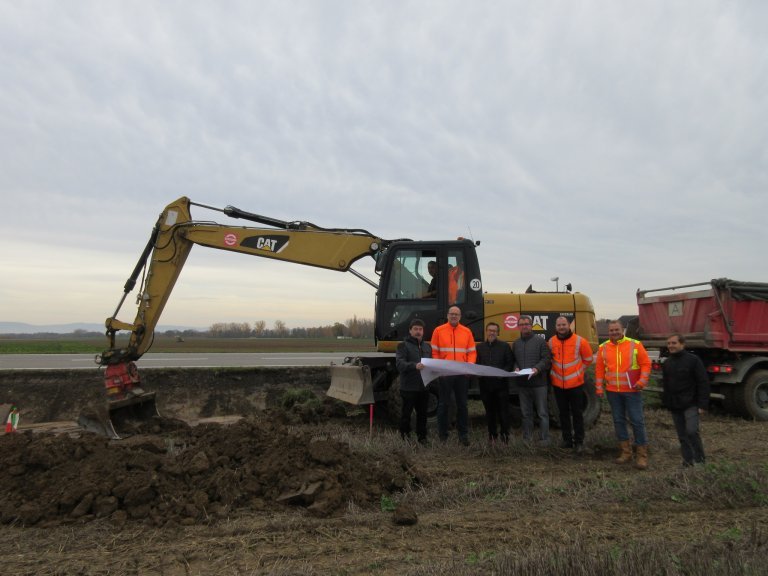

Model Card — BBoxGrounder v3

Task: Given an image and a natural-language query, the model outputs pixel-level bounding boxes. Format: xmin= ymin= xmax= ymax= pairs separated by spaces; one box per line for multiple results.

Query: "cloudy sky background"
xmin=1 ymin=1 xmax=766 ymax=331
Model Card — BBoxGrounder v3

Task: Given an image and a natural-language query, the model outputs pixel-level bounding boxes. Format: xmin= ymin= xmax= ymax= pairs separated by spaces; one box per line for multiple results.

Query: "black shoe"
xmin=460 ymin=437 xmax=470 ymax=447
xmin=559 ymin=440 xmax=574 ymax=449
xmin=418 ymin=437 xmax=427 ymax=445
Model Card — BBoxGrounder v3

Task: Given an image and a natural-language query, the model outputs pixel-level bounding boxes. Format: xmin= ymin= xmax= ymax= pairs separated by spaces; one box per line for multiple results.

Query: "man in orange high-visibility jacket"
xmin=431 ymin=305 xmax=476 ymax=445
xmin=548 ymin=316 xmax=594 ymax=453
xmin=595 ymin=320 xmax=652 ymax=470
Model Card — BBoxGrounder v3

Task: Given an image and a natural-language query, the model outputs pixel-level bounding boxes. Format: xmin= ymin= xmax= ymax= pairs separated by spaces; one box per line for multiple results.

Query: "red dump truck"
xmin=636 ymin=279 xmax=768 ymax=421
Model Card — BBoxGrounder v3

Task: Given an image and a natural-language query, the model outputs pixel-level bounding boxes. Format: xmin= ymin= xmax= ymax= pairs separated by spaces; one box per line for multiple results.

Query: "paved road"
xmin=0 ymin=352 xmax=389 ymax=370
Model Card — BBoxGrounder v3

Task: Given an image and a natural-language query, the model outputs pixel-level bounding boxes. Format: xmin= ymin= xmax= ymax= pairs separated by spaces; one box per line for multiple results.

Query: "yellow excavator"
xmin=85 ymin=197 xmax=599 ymax=438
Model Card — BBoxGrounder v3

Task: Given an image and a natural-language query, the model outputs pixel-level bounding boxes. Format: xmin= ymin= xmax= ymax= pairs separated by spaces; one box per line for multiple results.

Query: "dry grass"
xmin=2 ymin=407 xmax=768 ymax=575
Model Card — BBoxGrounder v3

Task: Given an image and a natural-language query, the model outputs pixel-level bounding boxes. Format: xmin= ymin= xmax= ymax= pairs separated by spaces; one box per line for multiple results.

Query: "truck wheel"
xmin=581 ymin=375 xmax=601 ymax=429
xmin=546 ymin=377 xmax=601 ymax=430
xmin=386 ymin=376 xmax=441 ymax=425
xmin=386 ymin=376 xmax=403 ymax=424
xmin=735 ymin=370 xmax=768 ymax=421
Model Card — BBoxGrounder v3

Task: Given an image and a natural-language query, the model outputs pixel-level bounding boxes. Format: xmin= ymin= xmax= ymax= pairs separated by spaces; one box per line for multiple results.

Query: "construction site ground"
xmin=0 ymin=368 xmax=766 ymax=575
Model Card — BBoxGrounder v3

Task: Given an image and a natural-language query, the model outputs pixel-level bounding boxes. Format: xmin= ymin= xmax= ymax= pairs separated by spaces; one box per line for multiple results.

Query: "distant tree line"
xmin=205 ymin=316 xmax=374 ymax=339
xmin=1 ymin=317 xmax=375 ymax=339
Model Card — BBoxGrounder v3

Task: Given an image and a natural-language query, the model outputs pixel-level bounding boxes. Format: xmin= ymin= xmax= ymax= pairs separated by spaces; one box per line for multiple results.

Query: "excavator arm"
xmin=85 ymin=196 xmax=395 ymax=439
xmin=100 ymin=196 xmax=389 ymax=366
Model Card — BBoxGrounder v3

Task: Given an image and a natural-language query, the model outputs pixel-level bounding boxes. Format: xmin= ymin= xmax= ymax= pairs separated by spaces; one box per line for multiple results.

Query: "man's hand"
xmin=416 ymin=362 xmax=424 ymax=370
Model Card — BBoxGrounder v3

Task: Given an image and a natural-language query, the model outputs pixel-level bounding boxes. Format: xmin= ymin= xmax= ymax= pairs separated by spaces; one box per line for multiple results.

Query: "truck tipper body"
xmin=636 ymin=279 xmax=768 ymax=420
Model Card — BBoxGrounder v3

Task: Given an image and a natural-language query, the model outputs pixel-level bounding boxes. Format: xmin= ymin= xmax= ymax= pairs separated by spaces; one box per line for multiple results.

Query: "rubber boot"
xmin=635 ymin=445 xmax=649 ymax=470
xmin=615 ymin=440 xmax=633 ymax=464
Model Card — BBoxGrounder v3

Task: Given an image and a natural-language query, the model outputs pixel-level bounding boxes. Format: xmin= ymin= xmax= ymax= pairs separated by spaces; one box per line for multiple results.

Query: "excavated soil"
xmin=0 ymin=368 xmax=417 ymax=527
xmin=0 ymin=415 xmax=414 ymax=528
xmin=1 ymin=368 xmax=767 ymax=575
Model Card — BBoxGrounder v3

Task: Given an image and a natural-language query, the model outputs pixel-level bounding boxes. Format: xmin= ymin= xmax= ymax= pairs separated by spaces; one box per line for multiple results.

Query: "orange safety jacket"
xmin=548 ymin=333 xmax=594 ymax=389
xmin=595 ymin=336 xmax=651 ymax=394
xmin=447 ymin=266 xmax=464 ymax=305
xmin=431 ymin=322 xmax=477 ymax=363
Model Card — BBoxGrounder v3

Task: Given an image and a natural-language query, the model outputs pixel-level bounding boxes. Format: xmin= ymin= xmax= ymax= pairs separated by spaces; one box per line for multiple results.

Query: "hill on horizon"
xmin=0 ymin=322 xmax=203 ymax=335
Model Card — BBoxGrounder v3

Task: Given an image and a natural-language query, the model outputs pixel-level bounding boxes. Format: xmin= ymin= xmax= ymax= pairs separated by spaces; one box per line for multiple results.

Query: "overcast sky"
xmin=1 ymin=1 xmax=766 ymax=331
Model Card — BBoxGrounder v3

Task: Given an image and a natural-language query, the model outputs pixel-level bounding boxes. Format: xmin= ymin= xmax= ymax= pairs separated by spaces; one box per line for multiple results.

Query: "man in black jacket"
xmin=476 ymin=322 xmax=515 ymax=444
xmin=662 ymin=334 xmax=710 ymax=466
xmin=512 ymin=315 xmax=552 ymax=444
xmin=395 ymin=318 xmax=433 ymax=443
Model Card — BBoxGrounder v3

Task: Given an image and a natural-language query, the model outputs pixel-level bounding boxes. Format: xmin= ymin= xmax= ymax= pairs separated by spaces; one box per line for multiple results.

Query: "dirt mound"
xmin=0 ymin=414 xmax=414 ymax=527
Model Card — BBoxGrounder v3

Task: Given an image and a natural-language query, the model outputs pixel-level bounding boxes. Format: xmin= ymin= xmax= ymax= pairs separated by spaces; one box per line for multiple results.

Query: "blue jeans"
xmin=437 ymin=376 xmax=469 ymax=441
xmin=671 ymin=406 xmax=705 ymax=465
xmin=606 ymin=391 xmax=647 ymax=446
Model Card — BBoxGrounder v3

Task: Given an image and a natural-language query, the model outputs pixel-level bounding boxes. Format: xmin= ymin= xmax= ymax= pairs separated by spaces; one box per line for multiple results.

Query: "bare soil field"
xmin=1 ymin=369 xmax=766 ymax=575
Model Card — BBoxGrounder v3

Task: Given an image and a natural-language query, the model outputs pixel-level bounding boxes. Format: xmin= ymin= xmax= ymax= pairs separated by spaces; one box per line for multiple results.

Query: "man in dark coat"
xmin=395 ymin=318 xmax=433 ymax=443
xmin=662 ymin=333 xmax=710 ymax=466
xmin=476 ymin=322 xmax=514 ymax=444
xmin=512 ymin=315 xmax=552 ymax=443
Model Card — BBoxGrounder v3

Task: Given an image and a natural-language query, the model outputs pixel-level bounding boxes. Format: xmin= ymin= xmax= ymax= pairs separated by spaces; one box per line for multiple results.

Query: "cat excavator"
xmin=85 ymin=196 xmax=599 ymax=438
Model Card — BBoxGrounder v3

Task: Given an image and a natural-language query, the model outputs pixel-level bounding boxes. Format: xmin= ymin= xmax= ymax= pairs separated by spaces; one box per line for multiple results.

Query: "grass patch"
xmin=666 ymin=461 xmax=768 ymax=509
xmin=0 ymin=336 xmax=377 ymax=354
xmin=0 ymin=340 xmax=103 ymax=354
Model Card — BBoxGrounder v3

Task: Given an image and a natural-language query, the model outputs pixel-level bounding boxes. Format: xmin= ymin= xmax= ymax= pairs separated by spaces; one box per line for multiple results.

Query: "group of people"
xmin=395 ymin=308 xmax=710 ymax=470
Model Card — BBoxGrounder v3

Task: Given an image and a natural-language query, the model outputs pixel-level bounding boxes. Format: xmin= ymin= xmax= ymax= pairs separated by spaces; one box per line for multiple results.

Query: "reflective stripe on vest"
xmin=432 ymin=346 xmax=475 ymax=353
xmin=551 ymin=335 xmax=586 ymax=385
xmin=601 ymin=340 xmax=642 ymax=389
xmin=551 ymin=365 xmax=585 ymax=384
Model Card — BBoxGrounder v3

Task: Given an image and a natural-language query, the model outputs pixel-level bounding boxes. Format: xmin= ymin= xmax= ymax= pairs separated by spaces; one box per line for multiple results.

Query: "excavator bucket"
xmin=77 ymin=393 xmax=160 ymax=440
xmin=327 ymin=364 xmax=375 ymax=405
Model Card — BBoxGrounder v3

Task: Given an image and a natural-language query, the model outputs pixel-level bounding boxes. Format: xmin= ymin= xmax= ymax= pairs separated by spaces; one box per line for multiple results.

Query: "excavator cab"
xmin=374 ymin=239 xmax=485 ymax=347
xmin=328 ymin=239 xmax=485 ymax=407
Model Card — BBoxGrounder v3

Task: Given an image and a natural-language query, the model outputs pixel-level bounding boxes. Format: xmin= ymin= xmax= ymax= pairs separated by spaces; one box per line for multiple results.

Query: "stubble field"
xmin=0 ymin=367 xmax=766 ymax=575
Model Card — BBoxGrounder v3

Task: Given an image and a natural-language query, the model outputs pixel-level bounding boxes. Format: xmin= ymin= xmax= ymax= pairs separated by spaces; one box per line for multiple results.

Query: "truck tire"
xmin=547 ymin=376 xmax=601 ymax=430
xmin=386 ymin=376 xmax=440 ymax=424
xmin=734 ymin=370 xmax=768 ymax=421
xmin=581 ymin=375 xmax=601 ymax=429
xmin=386 ymin=376 xmax=403 ymax=423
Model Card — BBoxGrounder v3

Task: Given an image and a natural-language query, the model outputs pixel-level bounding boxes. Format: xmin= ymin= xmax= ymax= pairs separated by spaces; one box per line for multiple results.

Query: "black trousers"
xmin=479 ymin=378 xmax=511 ymax=440
xmin=400 ymin=389 xmax=430 ymax=441
xmin=553 ymin=385 xmax=585 ymax=446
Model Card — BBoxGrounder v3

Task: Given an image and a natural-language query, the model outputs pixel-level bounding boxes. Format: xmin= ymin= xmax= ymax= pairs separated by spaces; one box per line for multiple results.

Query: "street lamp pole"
xmin=550 ymin=276 xmax=559 ymax=292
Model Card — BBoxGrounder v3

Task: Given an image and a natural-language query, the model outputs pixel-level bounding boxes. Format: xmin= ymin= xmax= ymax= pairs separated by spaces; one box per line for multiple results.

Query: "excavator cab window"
xmin=387 ymin=250 xmax=436 ymax=300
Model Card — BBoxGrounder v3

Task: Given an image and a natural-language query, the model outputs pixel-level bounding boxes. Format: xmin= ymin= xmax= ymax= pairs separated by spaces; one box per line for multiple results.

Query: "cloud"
xmin=1 ymin=1 xmax=767 ymax=329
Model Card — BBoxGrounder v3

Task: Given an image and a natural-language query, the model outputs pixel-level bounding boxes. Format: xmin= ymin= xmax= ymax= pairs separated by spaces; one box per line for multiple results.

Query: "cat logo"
xmin=241 ymin=234 xmax=290 ymax=253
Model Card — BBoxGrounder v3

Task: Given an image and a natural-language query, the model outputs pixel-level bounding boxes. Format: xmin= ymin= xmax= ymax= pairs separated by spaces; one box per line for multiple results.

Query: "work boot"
xmin=615 ymin=441 xmax=633 ymax=464
xmin=635 ymin=445 xmax=649 ymax=470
